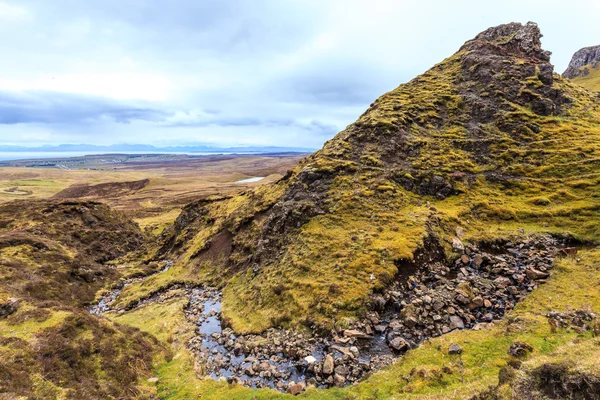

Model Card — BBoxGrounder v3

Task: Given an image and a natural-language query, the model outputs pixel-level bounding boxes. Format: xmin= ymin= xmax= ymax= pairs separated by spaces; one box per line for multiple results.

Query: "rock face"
xmin=563 ymin=45 xmax=600 ymax=79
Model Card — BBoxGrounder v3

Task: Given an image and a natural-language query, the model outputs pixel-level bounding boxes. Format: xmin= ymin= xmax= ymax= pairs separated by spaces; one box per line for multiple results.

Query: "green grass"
xmin=571 ymin=64 xmax=600 ymax=91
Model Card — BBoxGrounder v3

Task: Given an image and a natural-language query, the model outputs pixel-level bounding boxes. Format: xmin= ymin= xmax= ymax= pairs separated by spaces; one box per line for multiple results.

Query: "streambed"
xmin=88 ymin=235 xmax=565 ymax=392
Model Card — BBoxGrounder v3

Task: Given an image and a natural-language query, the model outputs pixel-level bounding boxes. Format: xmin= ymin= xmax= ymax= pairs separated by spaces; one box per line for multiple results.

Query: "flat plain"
xmin=0 ymin=153 xmax=305 ymax=234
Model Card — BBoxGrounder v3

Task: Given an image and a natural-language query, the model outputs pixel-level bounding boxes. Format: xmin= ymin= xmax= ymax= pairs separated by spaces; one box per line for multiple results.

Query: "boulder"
xmin=472 ymin=253 xmax=484 ymax=268
xmin=526 ymin=268 xmax=549 ymax=280
xmin=469 ymin=296 xmax=484 ymax=310
xmin=343 ymin=329 xmax=372 ymax=339
xmin=333 ymin=373 xmax=346 ymax=387
xmin=448 ymin=343 xmax=463 ymax=355
xmin=287 ymin=381 xmax=306 ymax=395
xmin=449 ymin=316 xmax=465 ymax=330
xmin=322 ymin=354 xmax=335 ymax=375
xmin=389 ymin=336 xmax=409 ymax=352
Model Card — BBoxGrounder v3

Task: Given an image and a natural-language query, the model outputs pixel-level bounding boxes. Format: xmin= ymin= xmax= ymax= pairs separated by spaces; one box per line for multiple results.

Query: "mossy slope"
xmin=569 ymin=64 xmax=600 ymax=91
xmin=0 ymin=200 xmax=169 ymax=399
xmin=120 ymin=22 xmax=600 ymax=334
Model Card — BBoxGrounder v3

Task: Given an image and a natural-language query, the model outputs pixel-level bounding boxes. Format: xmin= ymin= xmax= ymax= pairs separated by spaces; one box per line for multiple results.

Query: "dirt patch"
xmin=52 ymin=179 xmax=149 ymax=199
xmin=191 ymin=229 xmax=233 ymax=263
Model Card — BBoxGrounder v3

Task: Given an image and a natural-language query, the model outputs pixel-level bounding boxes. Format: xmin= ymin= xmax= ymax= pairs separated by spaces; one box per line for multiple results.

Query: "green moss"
xmin=570 ymin=63 xmax=600 ymax=91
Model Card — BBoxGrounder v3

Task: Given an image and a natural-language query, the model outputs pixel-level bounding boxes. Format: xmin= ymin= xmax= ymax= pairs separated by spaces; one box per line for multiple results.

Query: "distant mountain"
xmin=563 ymin=45 xmax=600 ymax=91
xmin=0 ymin=144 xmax=316 ymax=154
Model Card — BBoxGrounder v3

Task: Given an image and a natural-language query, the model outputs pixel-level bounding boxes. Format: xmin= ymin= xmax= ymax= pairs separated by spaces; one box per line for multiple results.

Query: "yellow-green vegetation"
xmin=0 ymin=200 xmax=170 ymax=398
xmin=136 ymin=208 xmax=183 ymax=236
xmin=4 ymin=22 xmax=600 ymax=399
xmin=570 ymin=63 xmax=600 ymax=91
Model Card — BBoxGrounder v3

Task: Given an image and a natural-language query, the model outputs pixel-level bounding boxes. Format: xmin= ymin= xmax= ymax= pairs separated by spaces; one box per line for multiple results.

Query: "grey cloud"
xmin=1 ymin=0 xmax=599 ymax=148
xmin=166 ymin=115 xmax=337 ymax=137
xmin=0 ymin=91 xmax=172 ymax=125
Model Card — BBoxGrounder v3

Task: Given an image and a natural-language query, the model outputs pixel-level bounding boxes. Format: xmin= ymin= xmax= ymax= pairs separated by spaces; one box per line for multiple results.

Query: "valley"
xmin=2 ymin=22 xmax=600 ymax=400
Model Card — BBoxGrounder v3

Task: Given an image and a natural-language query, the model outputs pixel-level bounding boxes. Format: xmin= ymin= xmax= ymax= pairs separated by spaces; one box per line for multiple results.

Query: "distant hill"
xmin=563 ymin=45 xmax=600 ymax=91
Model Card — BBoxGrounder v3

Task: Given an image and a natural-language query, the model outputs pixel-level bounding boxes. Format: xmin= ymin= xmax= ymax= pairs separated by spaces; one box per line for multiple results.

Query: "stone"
xmin=334 ymin=365 xmax=349 ymax=376
xmin=0 ymin=298 xmax=19 ymax=319
xmin=461 ymin=255 xmax=470 ymax=264
xmin=372 ymin=295 xmax=386 ymax=310
xmin=449 ymin=316 xmax=465 ymax=330
xmin=304 ymin=355 xmax=317 ymax=364
xmin=508 ymin=341 xmax=534 ymax=358
xmin=343 ymin=329 xmax=372 ymax=339
xmin=452 ymin=237 xmax=464 ymax=252
xmin=493 ymin=276 xmax=512 ymax=288
xmin=484 ymin=299 xmax=492 ymax=308
xmin=389 ymin=336 xmax=409 ymax=352
xmin=448 ymin=343 xmax=463 ymax=355
xmin=526 ymin=268 xmax=549 ymax=280
xmin=403 ymin=315 xmax=418 ymax=328
xmin=472 ymin=253 xmax=484 ymax=268
xmin=469 ymin=296 xmax=484 ymax=310
xmin=322 ymin=354 xmax=335 ymax=375
xmin=147 ymin=377 xmax=159 ymax=383
xmin=287 ymin=381 xmax=306 ymax=395
xmin=333 ymin=373 xmax=346 ymax=387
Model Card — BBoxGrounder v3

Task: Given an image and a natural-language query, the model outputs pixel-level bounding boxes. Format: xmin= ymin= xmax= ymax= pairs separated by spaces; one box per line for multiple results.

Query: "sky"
xmin=0 ymin=0 xmax=598 ymax=149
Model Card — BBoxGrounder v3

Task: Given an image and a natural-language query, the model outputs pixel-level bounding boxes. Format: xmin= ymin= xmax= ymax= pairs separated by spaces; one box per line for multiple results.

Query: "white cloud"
xmin=0 ymin=1 xmax=30 ymax=21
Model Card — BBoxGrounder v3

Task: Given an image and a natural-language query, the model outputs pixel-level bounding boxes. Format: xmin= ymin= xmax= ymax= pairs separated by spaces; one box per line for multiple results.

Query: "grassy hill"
xmin=0 ymin=200 xmax=170 ymax=398
xmin=115 ymin=22 xmax=600 ymax=335
xmin=570 ymin=64 xmax=600 ymax=91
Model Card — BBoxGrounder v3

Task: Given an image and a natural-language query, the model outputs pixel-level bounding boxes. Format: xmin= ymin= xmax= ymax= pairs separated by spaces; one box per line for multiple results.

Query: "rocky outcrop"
xmin=563 ymin=45 xmax=600 ymax=79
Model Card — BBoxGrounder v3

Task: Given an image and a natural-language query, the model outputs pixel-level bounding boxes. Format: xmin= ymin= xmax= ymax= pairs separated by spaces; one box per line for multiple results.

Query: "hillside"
xmin=114 ymin=22 xmax=600 ymax=334
xmin=563 ymin=45 xmax=600 ymax=91
xmin=0 ymin=200 xmax=170 ymax=398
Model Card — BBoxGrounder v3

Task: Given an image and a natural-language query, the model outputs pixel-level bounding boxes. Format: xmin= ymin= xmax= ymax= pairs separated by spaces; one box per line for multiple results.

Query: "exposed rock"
xmin=563 ymin=45 xmax=600 ymax=79
xmin=508 ymin=341 xmax=534 ymax=358
xmin=287 ymin=381 xmax=306 ymax=395
xmin=448 ymin=344 xmax=463 ymax=355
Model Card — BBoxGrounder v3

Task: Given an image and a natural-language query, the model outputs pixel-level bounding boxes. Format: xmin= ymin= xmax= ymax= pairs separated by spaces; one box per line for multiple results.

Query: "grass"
xmin=135 ymin=208 xmax=183 ymax=236
xmin=570 ymin=63 xmax=600 ymax=91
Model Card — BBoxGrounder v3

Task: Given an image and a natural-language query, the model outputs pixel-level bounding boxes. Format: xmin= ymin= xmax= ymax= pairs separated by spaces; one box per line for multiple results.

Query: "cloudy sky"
xmin=0 ymin=0 xmax=598 ymax=149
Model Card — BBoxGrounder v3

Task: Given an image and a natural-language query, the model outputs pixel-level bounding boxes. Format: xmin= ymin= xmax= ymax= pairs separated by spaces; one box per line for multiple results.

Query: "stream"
xmin=88 ymin=236 xmax=564 ymax=392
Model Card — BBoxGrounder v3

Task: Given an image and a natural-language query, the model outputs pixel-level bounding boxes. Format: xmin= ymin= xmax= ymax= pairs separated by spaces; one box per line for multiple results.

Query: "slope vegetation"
xmin=0 ymin=200 xmax=169 ymax=398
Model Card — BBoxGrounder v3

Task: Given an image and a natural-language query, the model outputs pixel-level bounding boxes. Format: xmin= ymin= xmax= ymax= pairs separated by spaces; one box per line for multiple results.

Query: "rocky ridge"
xmin=563 ymin=45 xmax=600 ymax=79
